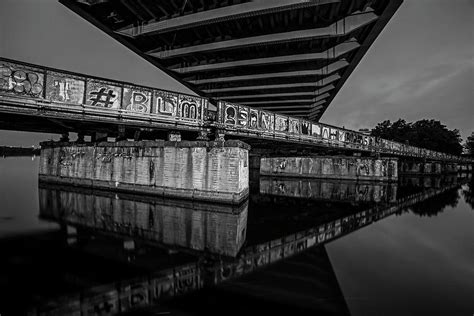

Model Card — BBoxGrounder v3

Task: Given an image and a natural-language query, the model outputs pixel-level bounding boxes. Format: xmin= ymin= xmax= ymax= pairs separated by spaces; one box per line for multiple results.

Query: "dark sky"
xmin=0 ymin=0 xmax=473 ymax=146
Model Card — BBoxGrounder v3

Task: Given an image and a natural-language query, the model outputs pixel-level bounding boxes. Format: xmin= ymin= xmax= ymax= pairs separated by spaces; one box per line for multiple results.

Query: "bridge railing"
xmin=0 ymin=57 xmax=209 ymax=128
xmin=216 ymin=101 xmax=472 ymax=163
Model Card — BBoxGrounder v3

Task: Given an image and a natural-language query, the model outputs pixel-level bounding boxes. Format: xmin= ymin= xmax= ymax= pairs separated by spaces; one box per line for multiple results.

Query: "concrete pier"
xmin=39 ymin=140 xmax=249 ymax=204
xmin=260 ymin=156 xmax=398 ymax=181
xmin=399 ymin=161 xmax=459 ymax=174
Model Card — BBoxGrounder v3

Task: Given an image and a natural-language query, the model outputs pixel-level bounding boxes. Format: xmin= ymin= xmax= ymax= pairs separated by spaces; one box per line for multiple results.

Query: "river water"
xmin=0 ymin=156 xmax=473 ymax=315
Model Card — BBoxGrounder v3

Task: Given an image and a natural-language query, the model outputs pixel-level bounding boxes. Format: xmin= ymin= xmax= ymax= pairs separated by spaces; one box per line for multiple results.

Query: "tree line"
xmin=370 ymin=119 xmax=473 ymax=156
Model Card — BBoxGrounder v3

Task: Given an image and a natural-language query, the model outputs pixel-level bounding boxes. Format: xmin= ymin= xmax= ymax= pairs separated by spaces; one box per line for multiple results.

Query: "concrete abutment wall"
xmin=260 ymin=156 xmax=398 ymax=181
xmin=39 ymin=140 xmax=249 ymax=204
xmin=399 ymin=160 xmax=459 ymax=175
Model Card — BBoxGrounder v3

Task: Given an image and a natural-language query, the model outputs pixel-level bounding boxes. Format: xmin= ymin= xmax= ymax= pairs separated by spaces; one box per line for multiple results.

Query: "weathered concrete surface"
xmin=399 ymin=161 xmax=458 ymax=174
xmin=259 ymin=177 xmax=397 ymax=203
xmin=260 ymin=156 xmax=398 ymax=181
xmin=39 ymin=140 xmax=249 ymax=204
xmin=39 ymin=183 xmax=247 ymax=257
xmin=459 ymin=164 xmax=474 ymax=172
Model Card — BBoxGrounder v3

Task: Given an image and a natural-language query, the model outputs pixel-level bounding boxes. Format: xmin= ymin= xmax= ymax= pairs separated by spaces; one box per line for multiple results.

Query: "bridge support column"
xmin=167 ymin=131 xmax=181 ymax=141
xmin=39 ymin=140 xmax=250 ymax=204
xmin=442 ymin=163 xmax=458 ymax=173
xmin=76 ymin=132 xmax=85 ymax=144
xmin=260 ymin=156 xmax=398 ymax=181
xmin=59 ymin=132 xmax=69 ymax=142
xmin=399 ymin=160 xmax=458 ymax=175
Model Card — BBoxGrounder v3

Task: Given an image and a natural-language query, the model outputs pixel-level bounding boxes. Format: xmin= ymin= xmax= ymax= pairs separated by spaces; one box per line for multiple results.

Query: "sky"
xmin=0 ymin=0 xmax=473 ymax=146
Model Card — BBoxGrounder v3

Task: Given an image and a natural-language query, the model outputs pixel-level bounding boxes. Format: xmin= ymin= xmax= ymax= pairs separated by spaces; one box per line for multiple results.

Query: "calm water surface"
xmin=0 ymin=157 xmax=473 ymax=315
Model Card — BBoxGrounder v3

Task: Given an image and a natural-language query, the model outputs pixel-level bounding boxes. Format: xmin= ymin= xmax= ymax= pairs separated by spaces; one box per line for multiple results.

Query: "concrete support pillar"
xmin=260 ymin=156 xmax=398 ymax=181
xmin=215 ymin=129 xmax=226 ymax=142
xmin=443 ymin=163 xmax=458 ymax=173
xmin=423 ymin=162 xmax=432 ymax=174
xmin=167 ymin=131 xmax=181 ymax=141
xmin=38 ymin=140 xmax=250 ymax=204
xmin=196 ymin=130 xmax=210 ymax=141
xmin=94 ymin=132 xmax=108 ymax=142
xmin=399 ymin=160 xmax=447 ymax=175
xmin=133 ymin=130 xmax=141 ymax=141
xmin=59 ymin=132 xmax=69 ymax=142
xmin=76 ymin=132 xmax=85 ymax=144
xmin=117 ymin=125 xmax=127 ymax=141
xmin=249 ymin=154 xmax=261 ymax=171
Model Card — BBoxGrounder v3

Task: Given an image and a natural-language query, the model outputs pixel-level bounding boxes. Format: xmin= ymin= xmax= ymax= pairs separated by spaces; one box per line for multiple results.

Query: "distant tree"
xmin=465 ymin=132 xmax=474 ymax=156
xmin=370 ymin=119 xmax=463 ymax=155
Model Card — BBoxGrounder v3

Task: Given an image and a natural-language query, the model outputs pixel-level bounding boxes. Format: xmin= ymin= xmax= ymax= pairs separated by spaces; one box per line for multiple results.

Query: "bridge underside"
xmin=60 ymin=0 xmax=402 ymax=121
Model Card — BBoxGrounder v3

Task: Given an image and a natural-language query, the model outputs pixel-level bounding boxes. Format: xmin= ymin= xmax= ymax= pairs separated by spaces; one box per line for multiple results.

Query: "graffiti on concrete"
xmin=0 ymin=58 xmax=470 ymax=163
xmin=217 ymin=100 xmax=467 ymax=162
xmin=46 ymin=72 xmax=85 ymax=104
xmin=0 ymin=59 xmax=208 ymax=124
xmin=123 ymin=86 xmax=152 ymax=113
xmin=0 ymin=63 xmax=44 ymax=97
xmin=86 ymin=80 xmax=122 ymax=108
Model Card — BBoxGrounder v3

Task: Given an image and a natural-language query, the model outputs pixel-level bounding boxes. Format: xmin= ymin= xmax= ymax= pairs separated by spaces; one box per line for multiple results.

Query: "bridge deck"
xmin=0 ymin=57 xmax=472 ymax=164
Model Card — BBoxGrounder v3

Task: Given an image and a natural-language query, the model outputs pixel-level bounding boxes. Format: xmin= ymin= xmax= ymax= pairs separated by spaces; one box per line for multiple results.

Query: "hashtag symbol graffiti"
xmin=89 ymin=88 xmax=117 ymax=107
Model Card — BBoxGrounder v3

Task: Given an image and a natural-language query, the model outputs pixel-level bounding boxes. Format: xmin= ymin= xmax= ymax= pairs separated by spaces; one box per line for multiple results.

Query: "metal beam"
xmin=239 ymin=99 xmax=315 ymax=105
xmin=117 ymin=0 xmax=340 ymax=37
xmin=242 ymin=99 xmax=326 ymax=111
xmin=203 ymin=74 xmax=340 ymax=93
xmin=239 ymin=93 xmax=329 ymax=105
xmin=189 ymin=60 xmax=348 ymax=85
xmin=149 ymin=10 xmax=377 ymax=58
xmin=274 ymin=110 xmax=316 ymax=114
xmin=314 ymin=92 xmax=330 ymax=103
xmin=172 ymin=40 xmax=359 ymax=74
xmin=258 ymin=105 xmax=314 ymax=110
xmin=219 ymin=84 xmax=335 ymax=100
xmin=311 ymin=100 xmax=326 ymax=108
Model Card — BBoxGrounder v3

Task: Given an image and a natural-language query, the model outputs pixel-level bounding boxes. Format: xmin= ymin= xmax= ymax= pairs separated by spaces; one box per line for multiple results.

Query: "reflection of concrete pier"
xmin=260 ymin=176 xmax=398 ymax=203
xmin=39 ymin=183 xmax=248 ymax=257
xmin=19 ymin=177 xmax=464 ymax=315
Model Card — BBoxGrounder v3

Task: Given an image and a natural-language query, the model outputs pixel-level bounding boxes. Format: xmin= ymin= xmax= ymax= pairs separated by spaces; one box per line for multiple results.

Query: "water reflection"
xmin=259 ymin=175 xmax=461 ymax=204
xmin=409 ymin=186 xmax=460 ymax=217
xmin=39 ymin=182 xmax=248 ymax=257
xmin=259 ymin=177 xmax=397 ymax=203
xmin=0 ymin=172 xmax=471 ymax=315
xmin=462 ymin=175 xmax=474 ymax=210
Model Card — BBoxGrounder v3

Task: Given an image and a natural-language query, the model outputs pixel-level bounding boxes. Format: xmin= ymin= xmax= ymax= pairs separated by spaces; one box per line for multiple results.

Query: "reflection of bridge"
xmin=20 ymin=177 xmax=463 ymax=314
